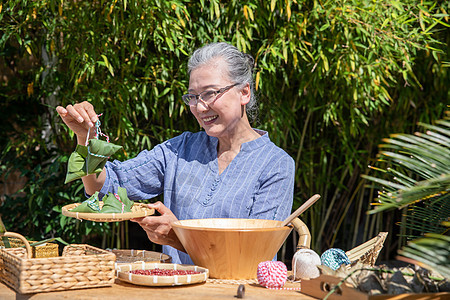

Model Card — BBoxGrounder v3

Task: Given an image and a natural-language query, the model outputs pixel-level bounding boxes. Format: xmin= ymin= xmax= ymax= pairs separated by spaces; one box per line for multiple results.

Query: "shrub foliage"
xmin=0 ymin=1 xmax=448 ymax=257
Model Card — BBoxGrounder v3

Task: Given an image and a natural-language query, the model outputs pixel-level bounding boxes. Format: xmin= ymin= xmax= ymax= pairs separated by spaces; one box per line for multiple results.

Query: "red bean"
xmin=130 ymin=268 xmax=201 ymax=276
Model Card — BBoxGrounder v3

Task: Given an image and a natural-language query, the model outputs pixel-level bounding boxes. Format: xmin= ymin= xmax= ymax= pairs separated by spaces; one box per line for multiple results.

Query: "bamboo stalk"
xmin=368 ymin=208 xmax=377 ymax=245
xmin=101 ymin=230 xmax=107 ymax=249
xmin=294 ymin=108 xmax=311 ymax=168
xmin=399 ymin=207 xmax=407 ymax=249
xmin=330 ymin=180 xmax=364 ymax=247
xmin=110 ymin=222 xmax=115 ymax=249
xmin=315 ymin=166 xmax=349 ymax=250
xmin=281 ymin=240 xmax=287 ymax=264
xmin=125 ymin=220 xmax=129 ymax=249
xmin=352 ymin=182 xmax=365 ymax=248
xmin=116 ymin=222 xmax=121 ymax=249
xmin=363 ymin=185 xmax=375 ymax=243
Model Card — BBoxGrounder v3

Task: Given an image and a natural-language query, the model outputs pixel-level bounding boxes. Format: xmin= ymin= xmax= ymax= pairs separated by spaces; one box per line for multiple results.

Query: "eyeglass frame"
xmin=182 ymin=83 xmax=239 ymax=106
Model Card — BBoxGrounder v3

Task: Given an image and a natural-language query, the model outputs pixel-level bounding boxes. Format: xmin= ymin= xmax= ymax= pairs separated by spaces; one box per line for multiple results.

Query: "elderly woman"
xmin=56 ymin=42 xmax=295 ymax=264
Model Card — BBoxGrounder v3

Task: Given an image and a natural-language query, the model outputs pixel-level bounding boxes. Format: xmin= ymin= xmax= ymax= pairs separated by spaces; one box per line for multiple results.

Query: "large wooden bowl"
xmin=171 ymin=218 xmax=310 ymax=279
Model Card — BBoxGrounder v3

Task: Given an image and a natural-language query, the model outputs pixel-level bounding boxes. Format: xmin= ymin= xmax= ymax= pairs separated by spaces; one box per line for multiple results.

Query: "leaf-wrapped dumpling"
xmin=70 ymin=192 xmax=102 ymax=213
xmin=65 ymin=139 xmax=122 ymax=184
xmin=100 ymin=187 xmax=134 ymax=213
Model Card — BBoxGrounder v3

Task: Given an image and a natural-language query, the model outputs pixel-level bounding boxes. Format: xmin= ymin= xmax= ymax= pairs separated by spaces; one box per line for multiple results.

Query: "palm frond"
xmin=397 ymin=231 xmax=450 ymax=278
xmin=394 ymin=132 xmax=449 ymax=152
xmin=418 ymin=122 xmax=450 ymax=144
xmin=364 ymin=175 xmax=450 ymax=213
xmin=379 ymin=151 xmax=446 ymax=179
xmin=380 ymin=137 xmax=449 ymax=166
xmin=363 ymin=119 xmax=450 ymax=213
xmin=363 ymin=116 xmax=450 ymax=276
xmin=401 ymin=194 xmax=450 ymax=239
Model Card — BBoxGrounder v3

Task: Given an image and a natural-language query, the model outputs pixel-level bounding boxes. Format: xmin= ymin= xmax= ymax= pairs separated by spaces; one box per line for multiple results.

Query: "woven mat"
xmin=207 ymin=278 xmax=258 ymax=285
xmin=207 ymin=276 xmax=301 ymax=288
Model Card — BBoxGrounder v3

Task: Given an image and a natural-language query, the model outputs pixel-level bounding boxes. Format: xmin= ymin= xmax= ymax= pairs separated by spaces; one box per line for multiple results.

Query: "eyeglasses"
xmin=182 ymin=83 xmax=239 ymax=106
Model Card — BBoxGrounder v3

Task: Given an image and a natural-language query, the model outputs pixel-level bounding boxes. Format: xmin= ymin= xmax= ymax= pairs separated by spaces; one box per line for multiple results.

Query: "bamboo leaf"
xmin=286 ymin=0 xmax=291 ymax=20
xmin=247 ymin=5 xmax=254 ymax=21
xmin=320 ymin=52 xmax=329 ymax=72
xmin=431 ymin=17 xmax=450 ymax=28
xmin=214 ymin=1 xmax=220 ymax=19
xmin=319 ymin=23 xmax=330 ymax=31
xmin=101 ymin=55 xmax=114 ymax=77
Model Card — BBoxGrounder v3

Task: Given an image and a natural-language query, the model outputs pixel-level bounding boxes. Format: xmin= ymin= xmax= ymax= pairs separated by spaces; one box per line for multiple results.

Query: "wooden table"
xmin=0 ymin=279 xmax=317 ymax=300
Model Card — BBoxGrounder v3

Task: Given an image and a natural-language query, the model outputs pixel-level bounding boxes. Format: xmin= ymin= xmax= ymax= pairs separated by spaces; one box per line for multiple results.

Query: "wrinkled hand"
xmin=56 ymin=101 xmax=98 ymax=141
xmin=131 ymin=201 xmax=185 ymax=252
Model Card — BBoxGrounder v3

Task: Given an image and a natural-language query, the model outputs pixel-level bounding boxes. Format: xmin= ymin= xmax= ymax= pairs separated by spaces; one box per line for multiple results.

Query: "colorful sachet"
xmin=70 ymin=187 xmax=134 ymax=214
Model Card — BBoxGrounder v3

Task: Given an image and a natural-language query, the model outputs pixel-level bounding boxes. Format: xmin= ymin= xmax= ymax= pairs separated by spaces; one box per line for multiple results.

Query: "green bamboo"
xmin=314 ymin=166 xmax=349 ymax=250
xmin=351 ymin=179 xmax=366 ymax=248
xmin=0 ymin=0 xmax=448 ymax=258
xmin=331 ymin=179 xmax=364 ymax=247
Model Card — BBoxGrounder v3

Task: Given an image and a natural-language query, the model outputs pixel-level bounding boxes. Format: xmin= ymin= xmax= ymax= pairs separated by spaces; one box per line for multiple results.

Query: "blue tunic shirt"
xmin=100 ymin=130 xmax=295 ymax=264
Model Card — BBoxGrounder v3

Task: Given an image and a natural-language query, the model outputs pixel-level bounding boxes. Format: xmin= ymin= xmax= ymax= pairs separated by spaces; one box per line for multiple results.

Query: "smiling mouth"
xmin=203 ymin=115 xmax=218 ymax=123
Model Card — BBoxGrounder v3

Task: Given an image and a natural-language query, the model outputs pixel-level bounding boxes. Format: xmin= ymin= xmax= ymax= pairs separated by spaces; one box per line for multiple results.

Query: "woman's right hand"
xmin=130 ymin=202 xmax=186 ymax=253
xmin=56 ymin=101 xmax=99 ymax=142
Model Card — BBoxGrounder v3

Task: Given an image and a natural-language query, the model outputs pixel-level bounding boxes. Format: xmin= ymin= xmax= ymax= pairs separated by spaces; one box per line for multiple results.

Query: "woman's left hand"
xmin=130 ymin=201 xmax=185 ymax=252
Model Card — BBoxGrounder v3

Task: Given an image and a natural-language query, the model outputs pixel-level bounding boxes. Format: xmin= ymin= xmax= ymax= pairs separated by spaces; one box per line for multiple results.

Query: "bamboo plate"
xmin=109 ymin=249 xmax=172 ymax=265
xmin=62 ymin=202 xmax=154 ymax=222
xmin=116 ymin=263 xmax=209 ymax=286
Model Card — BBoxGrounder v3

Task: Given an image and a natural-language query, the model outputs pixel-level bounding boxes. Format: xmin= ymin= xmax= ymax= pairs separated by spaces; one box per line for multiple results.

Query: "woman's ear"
xmin=240 ymin=83 xmax=251 ymax=105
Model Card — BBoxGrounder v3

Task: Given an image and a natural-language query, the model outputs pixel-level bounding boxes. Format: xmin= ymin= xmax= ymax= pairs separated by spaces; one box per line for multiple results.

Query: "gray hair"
xmin=188 ymin=42 xmax=258 ymax=122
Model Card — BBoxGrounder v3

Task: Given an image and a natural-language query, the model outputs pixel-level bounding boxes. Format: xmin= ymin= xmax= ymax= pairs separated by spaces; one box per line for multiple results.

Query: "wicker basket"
xmin=0 ymin=232 xmax=116 ymax=294
xmin=0 ymin=237 xmax=58 ymax=258
xmin=346 ymin=232 xmax=388 ymax=266
xmin=109 ymin=249 xmax=172 ymax=265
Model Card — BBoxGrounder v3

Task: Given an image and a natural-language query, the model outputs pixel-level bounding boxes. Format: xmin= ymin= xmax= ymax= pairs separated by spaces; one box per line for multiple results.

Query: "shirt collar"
xmin=240 ymin=129 xmax=269 ymax=152
xmin=207 ymin=129 xmax=270 ymax=153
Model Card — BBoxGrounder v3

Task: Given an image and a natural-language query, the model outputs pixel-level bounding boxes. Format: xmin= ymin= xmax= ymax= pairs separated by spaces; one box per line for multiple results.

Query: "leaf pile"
xmin=319 ymin=262 xmax=450 ymax=296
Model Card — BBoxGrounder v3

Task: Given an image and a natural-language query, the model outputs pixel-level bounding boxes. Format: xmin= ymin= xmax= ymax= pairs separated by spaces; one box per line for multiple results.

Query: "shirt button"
xmin=203 ymin=201 xmax=208 ymax=205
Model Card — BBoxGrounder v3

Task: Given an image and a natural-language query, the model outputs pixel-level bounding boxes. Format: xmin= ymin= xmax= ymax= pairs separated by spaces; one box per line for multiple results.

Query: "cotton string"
xmin=257 ymin=261 xmax=301 ymax=290
xmin=114 ymin=193 xmax=126 ymax=213
xmin=86 ymin=194 xmax=101 ymax=212
xmin=85 ymin=114 xmax=110 ymax=174
xmin=93 ymin=113 xmax=110 ymax=142
xmin=321 ymin=248 xmax=351 ymax=271
xmin=85 ymin=113 xmax=110 ymax=148
xmin=292 ymin=248 xmax=321 ymax=280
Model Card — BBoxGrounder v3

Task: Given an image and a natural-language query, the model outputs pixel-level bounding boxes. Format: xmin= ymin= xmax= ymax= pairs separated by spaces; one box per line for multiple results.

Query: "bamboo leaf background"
xmin=0 ymin=0 xmax=448 ymax=262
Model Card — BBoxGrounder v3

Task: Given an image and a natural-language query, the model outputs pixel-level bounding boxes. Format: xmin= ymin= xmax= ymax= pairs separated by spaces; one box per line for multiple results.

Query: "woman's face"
xmin=188 ymin=59 xmax=250 ymax=139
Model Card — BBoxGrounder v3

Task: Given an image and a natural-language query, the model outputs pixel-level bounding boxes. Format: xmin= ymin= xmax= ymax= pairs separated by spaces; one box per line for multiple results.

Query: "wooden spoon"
xmin=281 ymin=194 xmax=321 ymax=227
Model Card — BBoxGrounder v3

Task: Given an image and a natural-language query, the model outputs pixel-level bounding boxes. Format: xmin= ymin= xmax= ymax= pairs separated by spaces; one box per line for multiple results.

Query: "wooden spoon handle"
xmin=281 ymin=194 xmax=321 ymax=227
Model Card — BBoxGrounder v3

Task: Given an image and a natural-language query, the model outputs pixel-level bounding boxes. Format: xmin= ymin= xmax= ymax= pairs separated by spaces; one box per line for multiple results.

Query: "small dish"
xmin=116 ymin=262 xmax=209 ymax=286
